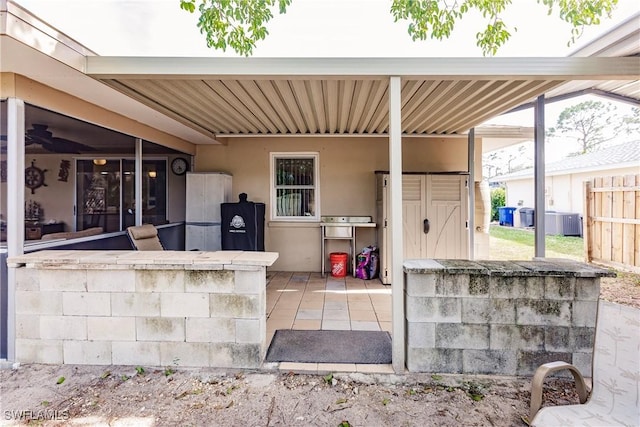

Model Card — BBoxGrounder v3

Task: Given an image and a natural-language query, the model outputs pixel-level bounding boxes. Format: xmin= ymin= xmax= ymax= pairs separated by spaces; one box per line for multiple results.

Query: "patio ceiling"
xmin=88 ymin=56 xmax=639 ymax=142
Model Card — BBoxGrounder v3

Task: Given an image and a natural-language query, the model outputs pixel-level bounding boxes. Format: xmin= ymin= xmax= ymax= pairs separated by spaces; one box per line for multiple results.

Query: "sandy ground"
xmin=0 ymin=363 xmax=588 ymax=427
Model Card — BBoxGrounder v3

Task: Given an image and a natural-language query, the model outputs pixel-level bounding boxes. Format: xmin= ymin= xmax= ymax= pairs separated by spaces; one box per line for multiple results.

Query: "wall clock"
xmin=171 ymin=157 xmax=189 ymax=175
xmin=25 ymin=160 xmax=47 ymax=194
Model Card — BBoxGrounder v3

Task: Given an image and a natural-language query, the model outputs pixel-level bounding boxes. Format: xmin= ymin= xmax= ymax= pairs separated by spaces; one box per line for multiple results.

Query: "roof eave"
xmin=86 ymin=56 xmax=640 ymax=80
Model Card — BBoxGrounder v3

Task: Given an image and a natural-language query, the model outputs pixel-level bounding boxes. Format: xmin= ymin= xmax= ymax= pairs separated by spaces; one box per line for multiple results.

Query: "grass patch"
xmin=489 ymin=225 xmax=584 ymax=259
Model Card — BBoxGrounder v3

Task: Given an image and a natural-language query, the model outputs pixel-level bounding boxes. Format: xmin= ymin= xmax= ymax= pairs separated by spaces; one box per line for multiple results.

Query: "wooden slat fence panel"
xmin=623 ymin=174 xmax=637 ymax=267
xmin=601 ymin=176 xmax=613 ymax=262
xmin=585 ymin=174 xmax=640 ymax=273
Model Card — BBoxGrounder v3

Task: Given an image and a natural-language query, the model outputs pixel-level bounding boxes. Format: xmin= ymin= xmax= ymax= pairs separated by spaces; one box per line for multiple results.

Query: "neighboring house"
xmin=490 ymin=140 xmax=640 ymax=218
xmin=1 ymin=0 xmax=638 ymax=361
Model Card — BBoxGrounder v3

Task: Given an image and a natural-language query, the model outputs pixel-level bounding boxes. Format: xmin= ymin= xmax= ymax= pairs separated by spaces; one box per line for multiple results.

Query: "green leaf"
xmin=184 ymin=0 xmax=291 ymax=56
xmin=135 ymin=366 xmax=145 ymax=376
xmin=183 ymin=0 xmax=619 ymax=56
xmin=180 ymin=0 xmax=196 ymax=13
xmin=56 ymin=376 xmax=65 ymax=385
xmin=336 ymin=397 xmax=348 ymax=404
xmin=100 ymin=370 xmax=111 ymax=379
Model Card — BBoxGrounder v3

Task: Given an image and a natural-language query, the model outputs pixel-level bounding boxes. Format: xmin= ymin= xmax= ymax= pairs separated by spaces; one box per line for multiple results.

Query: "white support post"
xmin=135 ymin=138 xmax=143 ymax=226
xmin=6 ymin=98 xmax=25 ymax=361
xmin=468 ymin=128 xmax=475 ymax=260
xmin=534 ymin=96 xmax=546 ymax=257
xmin=389 ymin=76 xmax=404 ymax=374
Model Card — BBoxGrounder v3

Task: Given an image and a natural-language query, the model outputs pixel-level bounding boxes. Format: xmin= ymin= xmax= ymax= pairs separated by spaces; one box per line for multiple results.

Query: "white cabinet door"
xmin=425 ymin=175 xmax=469 ymax=259
xmin=377 ymin=173 xmax=469 ymax=284
xmin=402 ymin=175 xmax=426 ymax=260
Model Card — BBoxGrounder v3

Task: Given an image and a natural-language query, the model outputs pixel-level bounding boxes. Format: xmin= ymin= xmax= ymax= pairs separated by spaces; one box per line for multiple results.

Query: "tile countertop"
xmin=403 ymin=258 xmax=616 ymax=278
xmin=7 ymin=250 xmax=279 ymax=268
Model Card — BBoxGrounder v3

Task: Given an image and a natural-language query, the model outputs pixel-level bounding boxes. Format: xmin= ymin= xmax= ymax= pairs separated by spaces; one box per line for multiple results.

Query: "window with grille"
xmin=270 ymin=153 xmax=319 ymax=221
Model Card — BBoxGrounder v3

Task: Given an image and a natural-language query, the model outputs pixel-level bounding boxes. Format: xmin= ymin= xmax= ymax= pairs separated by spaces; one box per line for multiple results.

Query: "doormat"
xmin=265 ymin=330 xmax=392 ymax=364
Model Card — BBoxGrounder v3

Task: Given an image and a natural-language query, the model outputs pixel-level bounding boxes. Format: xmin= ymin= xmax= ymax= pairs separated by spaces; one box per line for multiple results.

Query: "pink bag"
xmin=355 ymin=246 xmax=379 ymax=280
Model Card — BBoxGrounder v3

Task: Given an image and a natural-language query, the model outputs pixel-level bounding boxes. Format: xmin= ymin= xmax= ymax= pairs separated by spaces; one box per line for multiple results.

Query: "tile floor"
xmin=265 ymin=271 xmax=394 ymax=373
xmin=266 ymin=271 xmax=392 ymax=345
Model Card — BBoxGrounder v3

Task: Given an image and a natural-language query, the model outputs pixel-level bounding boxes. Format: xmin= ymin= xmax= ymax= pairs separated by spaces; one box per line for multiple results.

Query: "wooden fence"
xmin=584 ymin=174 xmax=640 ymax=273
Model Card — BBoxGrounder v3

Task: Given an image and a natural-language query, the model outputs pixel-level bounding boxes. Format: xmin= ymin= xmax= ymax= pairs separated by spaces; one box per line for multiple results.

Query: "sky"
xmin=13 ymin=0 xmax=640 ymax=162
xmin=14 ymin=0 xmax=640 ymax=57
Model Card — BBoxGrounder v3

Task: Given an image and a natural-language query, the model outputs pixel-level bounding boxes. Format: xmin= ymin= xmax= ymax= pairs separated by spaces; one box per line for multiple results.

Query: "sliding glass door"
xmin=122 ymin=159 xmax=167 ymax=228
xmin=76 ymin=158 xmax=167 ymax=232
xmin=75 ymin=159 xmax=121 ymax=232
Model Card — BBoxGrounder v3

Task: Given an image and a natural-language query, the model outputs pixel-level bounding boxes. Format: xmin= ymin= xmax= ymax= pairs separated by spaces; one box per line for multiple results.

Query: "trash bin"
xmin=519 ymin=208 xmax=535 ymax=227
xmin=330 ymin=252 xmax=348 ymax=278
xmin=221 ymin=193 xmax=265 ymax=251
xmin=498 ymin=207 xmax=516 ymax=226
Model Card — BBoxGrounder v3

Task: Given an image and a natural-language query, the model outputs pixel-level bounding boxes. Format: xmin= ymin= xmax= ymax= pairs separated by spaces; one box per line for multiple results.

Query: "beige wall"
xmin=195 ymin=136 xmax=468 ymax=271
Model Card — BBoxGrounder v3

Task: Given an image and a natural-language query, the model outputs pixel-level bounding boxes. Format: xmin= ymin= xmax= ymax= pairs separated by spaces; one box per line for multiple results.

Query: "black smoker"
xmin=221 ymin=193 xmax=265 ymax=251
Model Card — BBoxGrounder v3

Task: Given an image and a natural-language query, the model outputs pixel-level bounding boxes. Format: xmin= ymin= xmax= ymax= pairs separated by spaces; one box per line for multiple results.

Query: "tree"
xmin=490 ymin=187 xmax=505 ymax=221
xmin=483 ymin=142 xmax=533 ymax=179
xmin=180 ymin=0 xmax=619 ymax=56
xmin=547 ymin=100 xmax=624 ymax=155
xmin=621 ymin=107 xmax=640 ymax=136
xmin=390 ymin=0 xmax=617 ymax=56
xmin=180 ymin=0 xmax=291 ymax=56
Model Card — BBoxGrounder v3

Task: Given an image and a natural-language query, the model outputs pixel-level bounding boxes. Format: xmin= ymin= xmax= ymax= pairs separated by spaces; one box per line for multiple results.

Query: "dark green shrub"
xmin=490 ymin=187 xmax=505 ymax=222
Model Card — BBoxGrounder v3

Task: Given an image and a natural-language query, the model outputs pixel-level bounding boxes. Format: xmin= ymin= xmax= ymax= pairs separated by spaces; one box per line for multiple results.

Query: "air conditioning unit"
xmin=545 ymin=211 xmax=582 ymax=236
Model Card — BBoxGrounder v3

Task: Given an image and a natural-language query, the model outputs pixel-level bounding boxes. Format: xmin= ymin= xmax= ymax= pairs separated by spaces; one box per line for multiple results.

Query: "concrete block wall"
xmin=10 ymin=250 xmax=277 ymax=369
xmin=404 ymin=259 xmax=613 ymax=376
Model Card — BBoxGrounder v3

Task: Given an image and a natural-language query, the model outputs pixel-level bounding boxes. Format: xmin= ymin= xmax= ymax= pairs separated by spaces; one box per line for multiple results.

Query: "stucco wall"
xmin=505 ymin=166 xmax=640 ymax=217
xmin=195 ymin=136 xmax=468 ymax=271
xmin=505 ymin=179 xmax=535 ymax=210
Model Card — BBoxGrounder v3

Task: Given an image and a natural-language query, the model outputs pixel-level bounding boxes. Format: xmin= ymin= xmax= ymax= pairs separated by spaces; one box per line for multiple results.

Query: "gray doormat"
xmin=265 ymin=330 xmax=392 ymax=364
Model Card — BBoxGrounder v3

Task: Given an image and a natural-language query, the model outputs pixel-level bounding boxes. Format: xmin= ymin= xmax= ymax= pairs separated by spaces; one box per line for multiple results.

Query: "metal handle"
xmin=423 ymin=218 xmax=430 ymax=234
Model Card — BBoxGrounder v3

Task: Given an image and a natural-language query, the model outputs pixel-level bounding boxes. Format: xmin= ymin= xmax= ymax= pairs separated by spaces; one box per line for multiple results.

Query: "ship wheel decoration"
xmin=25 ymin=160 xmax=47 ymax=194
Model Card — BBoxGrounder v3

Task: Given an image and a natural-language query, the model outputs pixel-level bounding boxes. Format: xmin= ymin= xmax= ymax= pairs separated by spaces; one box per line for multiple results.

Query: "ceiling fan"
xmin=1 ymin=124 xmax=96 ymax=154
xmin=25 ymin=124 xmax=96 ymax=154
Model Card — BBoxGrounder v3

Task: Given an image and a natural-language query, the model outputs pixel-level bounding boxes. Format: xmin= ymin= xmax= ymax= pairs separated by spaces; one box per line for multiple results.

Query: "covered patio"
xmin=1 ymin=1 xmax=639 ymax=371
